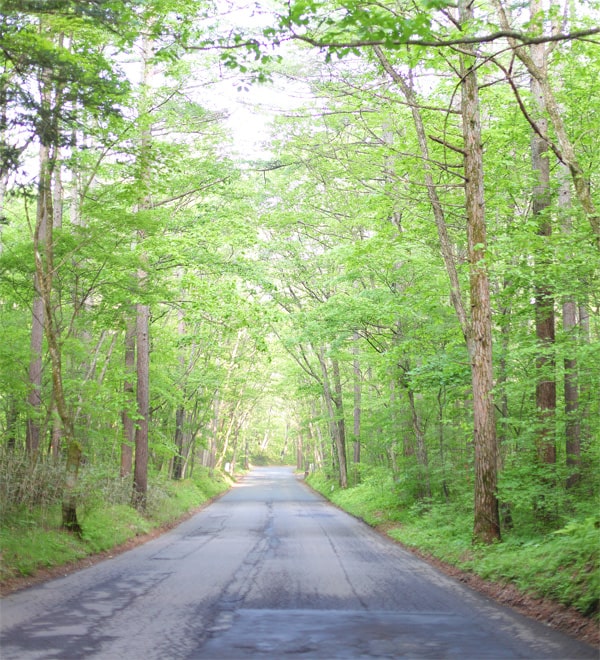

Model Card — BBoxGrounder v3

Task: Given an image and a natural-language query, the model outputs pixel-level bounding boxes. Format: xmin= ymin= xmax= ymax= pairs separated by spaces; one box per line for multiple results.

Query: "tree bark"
xmin=131 ymin=34 xmax=154 ymax=509
xmin=35 ymin=141 xmax=81 ymax=532
xmin=459 ymin=0 xmax=501 ymax=544
xmin=352 ymin=333 xmax=361 ymax=475
xmin=530 ymin=2 xmax=556 ymax=465
xmin=319 ymin=350 xmax=348 ymax=488
xmin=172 ymin=303 xmax=187 ymax=480
xmin=406 ymin=387 xmax=431 ymax=499
xmin=172 ymin=406 xmax=185 ymax=480
xmin=577 ymin=304 xmax=591 ymax=442
xmin=132 ymin=302 xmax=149 ymax=509
xmin=26 ymin=140 xmax=48 ymax=456
xmin=559 ymin=164 xmax=580 ymax=486
xmin=121 ymin=320 xmax=135 ymax=477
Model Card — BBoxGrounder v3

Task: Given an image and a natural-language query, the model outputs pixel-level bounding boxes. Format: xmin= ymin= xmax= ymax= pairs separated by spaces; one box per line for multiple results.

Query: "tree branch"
xmin=292 ymin=27 xmax=600 ymax=51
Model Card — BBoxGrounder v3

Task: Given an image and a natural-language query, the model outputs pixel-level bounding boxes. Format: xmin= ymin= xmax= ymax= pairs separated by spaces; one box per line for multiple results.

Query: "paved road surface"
xmin=1 ymin=467 xmax=596 ymax=658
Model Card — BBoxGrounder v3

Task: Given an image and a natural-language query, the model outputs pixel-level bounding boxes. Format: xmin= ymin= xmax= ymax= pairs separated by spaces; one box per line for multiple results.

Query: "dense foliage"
xmin=0 ymin=0 xmax=598 ymax=607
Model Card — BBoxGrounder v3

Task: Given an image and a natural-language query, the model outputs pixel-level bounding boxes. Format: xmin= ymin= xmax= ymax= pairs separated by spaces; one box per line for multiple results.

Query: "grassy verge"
xmin=0 ymin=468 xmax=232 ymax=586
xmin=307 ymin=469 xmax=599 ymax=621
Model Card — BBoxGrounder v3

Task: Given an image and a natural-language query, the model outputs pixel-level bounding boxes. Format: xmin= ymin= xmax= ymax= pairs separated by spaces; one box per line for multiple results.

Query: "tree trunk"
xmin=459 ymin=0 xmax=500 ymax=544
xmin=132 ymin=302 xmax=150 ymax=509
xmin=216 ymin=398 xmax=244 ymax=469
xmin=131 ymin=35 xmax=154 ymax=509
xmin=352 ymin=333 xmax=361 ymax=480
xmin=331 ymin=357 xmax=348 ymax=487
xmin=492 ymin=0 xmax=600 ymax=248
xmin=26 ymin=140 xmax=48 ymax=457
xmin=121 ymin=320 xmax=135 ymax=477
xmin=172 ymin=405 xmax=185 ymax=480
xmin=530 ymin=6 xmax=556 ymax=465
xmin=559 ymin=164 xmax=580 ymax=486
xmin=563 ymin=300 xmax=580 ymax=485
xmin=35 ymin=141 xmax=81 ymax=532
xmin=406 ymin=387 xmax=431 ymax=499
xmin=578 ymin=304 xmax=591 ymax=442
xmin=373 ymin=47 xmax=469 ymax=341
xmin=319 ymin=350 xmax=348 ymax=488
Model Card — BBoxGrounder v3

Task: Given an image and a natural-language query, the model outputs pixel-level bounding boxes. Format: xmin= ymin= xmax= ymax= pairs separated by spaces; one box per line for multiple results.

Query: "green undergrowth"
xmin=0 ymin=468 xmax=232 ymax=585
xmin=307 ymin=469 xmax=599 ymax=619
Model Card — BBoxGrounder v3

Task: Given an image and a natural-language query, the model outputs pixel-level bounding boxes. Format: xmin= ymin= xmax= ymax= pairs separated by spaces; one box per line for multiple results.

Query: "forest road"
xmin=0 ymin=466 xmax=597 ymax=659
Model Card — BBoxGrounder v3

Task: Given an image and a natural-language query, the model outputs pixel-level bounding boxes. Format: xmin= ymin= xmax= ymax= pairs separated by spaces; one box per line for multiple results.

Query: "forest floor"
xmin=1 ymin=488 xmax=598 ymax=649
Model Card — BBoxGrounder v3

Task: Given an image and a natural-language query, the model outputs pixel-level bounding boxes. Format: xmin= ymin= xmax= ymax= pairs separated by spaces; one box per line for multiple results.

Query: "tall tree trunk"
xmin=121 ymin=320 xmax=135 ymax=477
xmin=375 ymin=45 xmax=493 ymax=516
xmin=530 ymin=4 xmax=556 ymax=465
xmin=35 ymin=140 xmax=81 ymax=531
xmin=132 ymin=302 xmax=149 ymax=509
xmin=459 ymin=0 xmax=500 ymax=544
xmin=563 ymin=300 xmax=580 ymax=485
xmin=331 ymin=357 xmax=348 ymax=486
xmin=131 ymin=35 xmax=154 ymax=509
xmin=207 ymin=390 xmax=220 ymax=473
xmin=26 ymin=143 xmax=47 ymax=455
xmin=352 ymin=333 xmax=361 ymax=480
xmin=172 ymin=406 xmax=185 ymax=480
xmin=50 ymin=156 xmax=64 ymax=459
xmin=406 ymin=387 xmax=431 ymax=499
xmin=172 ymin=303 xmax=187 ymax=480
xmin=578 ymin=304 xmax=591 ymax=443
xmin=216 ymin=398 xmax=244 ymax=469
xmin=318 ymin=350 xmax=348 ymax=488
xmin=559 ymin=164 xmax=580 ymax=486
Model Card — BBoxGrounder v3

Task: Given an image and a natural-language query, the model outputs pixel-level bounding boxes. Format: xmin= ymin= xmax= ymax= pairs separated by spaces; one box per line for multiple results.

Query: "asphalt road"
xmin=1 ymin=466 xmax=596 ymax=659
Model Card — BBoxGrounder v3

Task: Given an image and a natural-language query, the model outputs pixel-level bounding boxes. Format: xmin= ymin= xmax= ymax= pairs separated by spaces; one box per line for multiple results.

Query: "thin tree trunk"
xmin=36 ymin=145 xmax=81 ymax=532
xmin=563 ymin=300 xmax=580 ymax=484
xmin=492 ymin=0 xmax=600 ymax=248
xmin=26 ymin=148 xmax=47 ymax=456
xmin=388 ymin=380 xmax=400 ymax=477
xmin=352 ymin=333 xmax=361 ymax=481
xmin=578 ymin=304 xmax=591 ymax=442
xmin=208 ymin=391 xmax=220 ymax=473
xmin=131 ymin=35 xmax=153 ymax=509
xmin=318 ymin=350 xmax=348 ymax=488
xmin=172 ymin=406 xmax=185 ymax=479
xmin=373 ymin=47 xmax=469 ymax=341
xmin=406 ymin=387 xmax=431 ymax=499
xmin=132 ymin=302 xmax=149 ymax=509
xmin=172 ymin=303 xmax=187 ymax=480
xmin=216 ymin=397 xmax=244 ymax=469
xmin=331 ymin=357 xmax=348 ymax=486
xmin=121 ymin=320 xmax=135 ymax=477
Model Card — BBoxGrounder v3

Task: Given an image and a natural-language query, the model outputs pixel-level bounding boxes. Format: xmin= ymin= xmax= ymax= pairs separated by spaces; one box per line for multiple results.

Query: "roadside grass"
xmin=307 ymin=470 xmax=600 ymax=620
xmin=0 ymin=468 xmax=232 ymax=584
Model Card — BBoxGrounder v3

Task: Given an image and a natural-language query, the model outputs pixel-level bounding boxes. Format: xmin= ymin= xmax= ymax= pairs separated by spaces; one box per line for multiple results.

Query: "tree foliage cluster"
xmin=0 ymin=0 xmax=598 ymax=561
